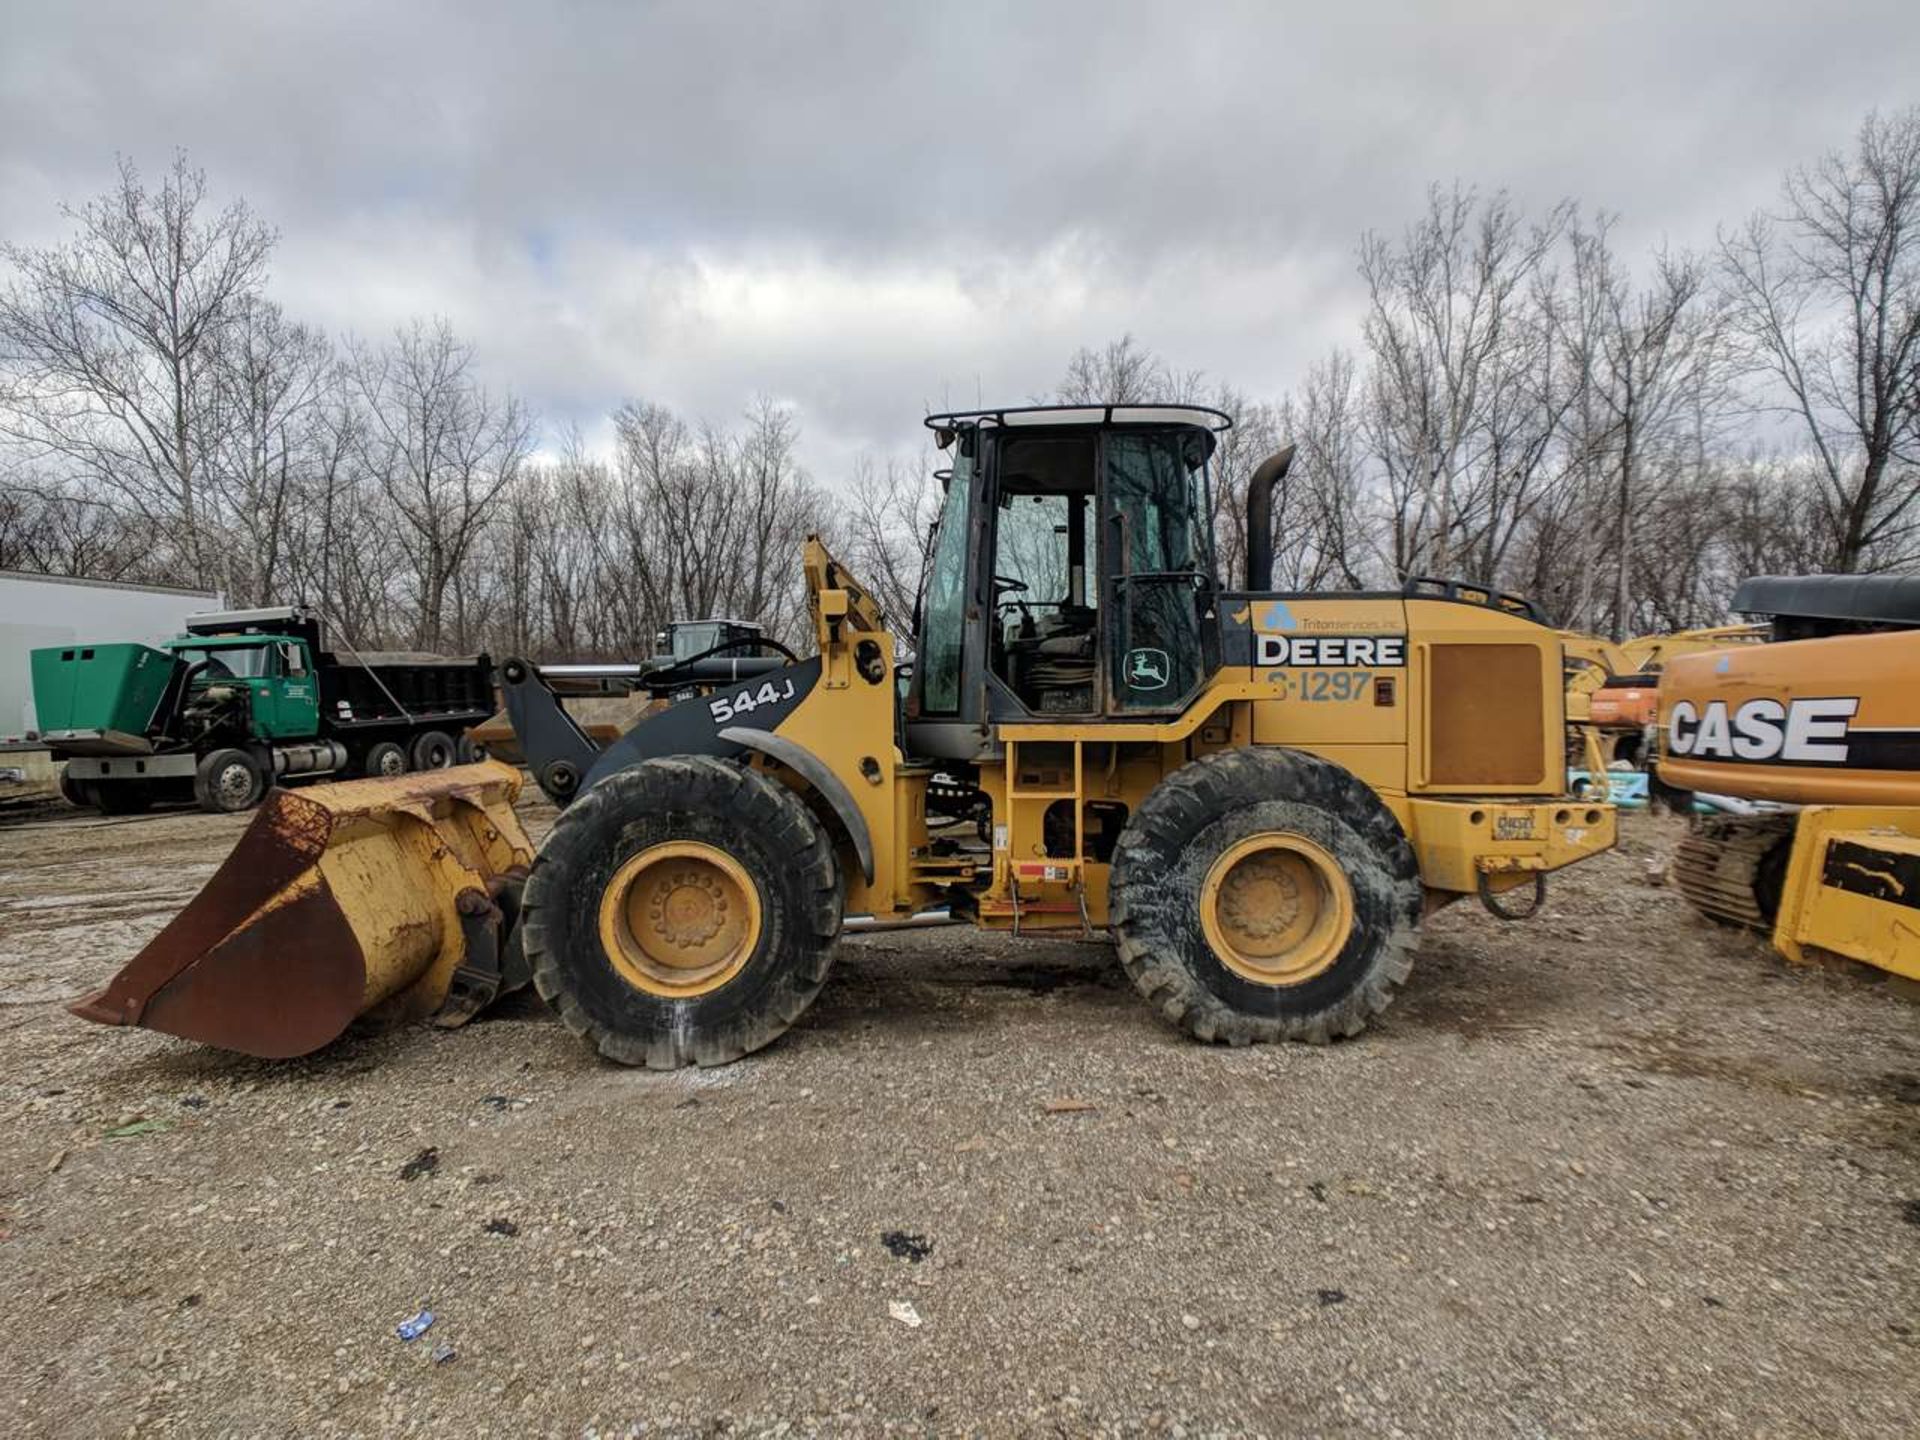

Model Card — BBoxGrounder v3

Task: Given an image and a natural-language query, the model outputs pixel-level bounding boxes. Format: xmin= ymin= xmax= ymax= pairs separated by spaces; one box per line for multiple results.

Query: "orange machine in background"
xmin=1567 ymin=625 xmax=1765 ymax=769
xmin=1658 ymin=576 xmax=1920 ymax=982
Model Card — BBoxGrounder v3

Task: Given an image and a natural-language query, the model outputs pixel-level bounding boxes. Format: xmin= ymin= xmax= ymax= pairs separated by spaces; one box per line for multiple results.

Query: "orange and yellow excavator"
xmin=1658 ymin=575 xmax=1920 ymax=982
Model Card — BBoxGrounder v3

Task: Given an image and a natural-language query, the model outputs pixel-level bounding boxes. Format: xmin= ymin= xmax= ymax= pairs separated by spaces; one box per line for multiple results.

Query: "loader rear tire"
xmin=1110 ymin=747 xmax=1421 ymax=1046
xmin=521 ymin=755 xmax=842 ymax=1068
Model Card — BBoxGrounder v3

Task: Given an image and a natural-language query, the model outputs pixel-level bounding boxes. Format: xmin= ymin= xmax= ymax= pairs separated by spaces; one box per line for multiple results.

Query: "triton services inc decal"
xmin=1666 ymin=695 xmax=1920 ymax=769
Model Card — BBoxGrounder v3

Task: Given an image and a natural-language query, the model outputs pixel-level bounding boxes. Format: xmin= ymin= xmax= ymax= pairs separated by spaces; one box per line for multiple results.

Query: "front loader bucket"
xmin=69 ymin=762 xmax=535 ymax=1059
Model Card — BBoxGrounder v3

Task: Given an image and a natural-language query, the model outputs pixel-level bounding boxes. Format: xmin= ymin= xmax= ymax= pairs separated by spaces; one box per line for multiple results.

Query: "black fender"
xmin=502 ymin=656 xmax=859 ymax=879
xmin=576 ymin=656 xmax=821 ymax=792
xmin=719 ymin=725 xmax=875 ymax=886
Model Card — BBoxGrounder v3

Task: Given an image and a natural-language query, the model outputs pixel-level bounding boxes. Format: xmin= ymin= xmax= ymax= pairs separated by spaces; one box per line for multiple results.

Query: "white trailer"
xmin=0 ymin=570 xmax=222 ymax=746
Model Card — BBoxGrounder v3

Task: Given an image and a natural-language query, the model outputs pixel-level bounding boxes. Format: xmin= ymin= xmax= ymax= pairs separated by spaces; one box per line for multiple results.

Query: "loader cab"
xmin=908 ymin=405 xmax=1229 ymax=758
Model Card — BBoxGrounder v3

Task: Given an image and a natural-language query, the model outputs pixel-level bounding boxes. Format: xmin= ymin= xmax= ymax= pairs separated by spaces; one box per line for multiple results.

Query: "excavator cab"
xmin=74 ymin=402 xmax=1618 ymax=1067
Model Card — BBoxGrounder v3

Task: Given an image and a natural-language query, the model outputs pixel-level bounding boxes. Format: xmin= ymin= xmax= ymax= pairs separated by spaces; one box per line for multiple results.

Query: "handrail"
xmin=1401 ymin=575 xmax=1544 ymax=624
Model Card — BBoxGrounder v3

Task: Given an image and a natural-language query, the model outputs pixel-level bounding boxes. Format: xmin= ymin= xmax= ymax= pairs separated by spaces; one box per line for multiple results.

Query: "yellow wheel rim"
xmin=1200 ymin=833 xmax=1354 ymax=986
xmin=597 ymin=842 xmax=762 ymax=998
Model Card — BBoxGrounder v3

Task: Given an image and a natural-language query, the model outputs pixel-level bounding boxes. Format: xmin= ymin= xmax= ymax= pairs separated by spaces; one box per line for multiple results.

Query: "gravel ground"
xmin=1 ymin=796 xmax=1917 ymax=1437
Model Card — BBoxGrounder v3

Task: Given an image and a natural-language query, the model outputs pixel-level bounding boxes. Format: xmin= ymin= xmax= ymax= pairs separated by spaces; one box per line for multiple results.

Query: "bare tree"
xmin=1053 ymin=333 xmax=1204 ymax=406
xmin=350 ymin=319 xmax=534 ymax=650
xmin=604 ymin=397 xmax=827 ymax=650
xmin=843 ymin=450 xmax=940 ymax=630
xmin=1721 ymin=106 xmax=1920 ymax=571
xmin=0 ymin=481 xmax=149 ymax=579
xmin=1275 ymin=353 xmax=1373 ymax=589
xmin=0 ymin=153 xmax=276 ymax=583
xmin=1554 ymin=216 xmax=1726 ymax=636
xmin=1360 ymin=185 xmax=1570 ymax=577
xmin=204 ymin=299 xmax=336 ymax=605
xmin=733 ymin=396 xmax=826 ymax=640
xmin=1201 ymin=383 xmax=1277 ymax=587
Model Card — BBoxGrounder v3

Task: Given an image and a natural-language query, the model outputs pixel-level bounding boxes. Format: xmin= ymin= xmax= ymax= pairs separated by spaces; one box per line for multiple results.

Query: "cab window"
xmin=987 ymin=434 xmax=1099 ymax=714
xmin=179 ymin=646 xmax=272 ymax=680
xmin=1105 ymin=430 xmax=1213 ymax=711
xmin=917 ymin=448 xmax=973 ymax=714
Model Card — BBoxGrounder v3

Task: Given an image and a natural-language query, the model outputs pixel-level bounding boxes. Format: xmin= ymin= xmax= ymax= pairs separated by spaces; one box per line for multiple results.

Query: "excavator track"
xmin=1671 ymin=814 xmax=1794 ymax=930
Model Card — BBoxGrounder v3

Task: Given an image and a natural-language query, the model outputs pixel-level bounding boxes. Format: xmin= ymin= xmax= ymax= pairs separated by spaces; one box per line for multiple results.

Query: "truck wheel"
xmin=364 ymin=741 xmax=408 ymax=778
xmin=455 ymin=733 xmax=488 ymax=764
xmin=58 ymin=768 xmax=88 ymax=809
xmin=410 ymin=730 xmax=456 ymax=771
xmin=521 ymin=756 xmax=842 ymax=1068
xmin=1110 ymin=747 xmax=1422 ymax=1046
xmin=194 ymin=748 xmax=265 ymax=813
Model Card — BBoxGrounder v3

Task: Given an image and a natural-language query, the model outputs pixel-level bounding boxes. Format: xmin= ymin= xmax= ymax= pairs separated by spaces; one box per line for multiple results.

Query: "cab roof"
xmin=925 ymin=403 xmax=1233 ymax=433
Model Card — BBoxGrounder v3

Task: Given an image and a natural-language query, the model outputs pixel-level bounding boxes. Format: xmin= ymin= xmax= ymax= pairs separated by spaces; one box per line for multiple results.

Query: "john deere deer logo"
xmin=1126 ymin=648 xmax=1171 ymax=690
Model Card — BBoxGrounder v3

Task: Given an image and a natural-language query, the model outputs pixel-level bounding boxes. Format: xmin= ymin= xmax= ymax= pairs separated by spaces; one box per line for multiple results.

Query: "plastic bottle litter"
xmin=395 ymin=1308 xmax=436 ymax=1341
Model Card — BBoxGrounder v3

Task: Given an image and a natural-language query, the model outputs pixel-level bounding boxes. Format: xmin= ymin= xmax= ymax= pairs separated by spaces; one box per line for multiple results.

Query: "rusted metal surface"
xmin=69 ymin=762 xmax=535 ymax=1058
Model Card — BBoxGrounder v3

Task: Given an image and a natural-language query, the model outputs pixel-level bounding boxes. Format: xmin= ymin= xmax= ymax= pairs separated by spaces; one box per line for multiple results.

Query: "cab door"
xmin=1102 ymin=429 xmax=1216 ymax=713
xmin=260 ymin=640 xmax=321 ymax=739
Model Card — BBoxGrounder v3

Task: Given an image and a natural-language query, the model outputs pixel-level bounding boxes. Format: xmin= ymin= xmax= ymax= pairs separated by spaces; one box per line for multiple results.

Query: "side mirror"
xmin=1243 ymin=444 xmax=1297 ymax=591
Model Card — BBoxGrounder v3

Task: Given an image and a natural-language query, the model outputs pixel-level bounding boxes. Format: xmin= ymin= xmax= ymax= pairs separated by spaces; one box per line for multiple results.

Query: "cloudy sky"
xmin=2 ymin=1 xmax=1915 ymax=478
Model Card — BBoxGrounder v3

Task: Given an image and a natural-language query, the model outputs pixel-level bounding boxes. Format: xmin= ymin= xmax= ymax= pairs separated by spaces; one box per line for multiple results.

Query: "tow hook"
xmin=1477 ymin=868 xmax=1547 ymax=922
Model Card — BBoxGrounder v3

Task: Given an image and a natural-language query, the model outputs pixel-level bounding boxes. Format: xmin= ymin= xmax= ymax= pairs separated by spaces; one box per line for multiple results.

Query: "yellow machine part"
xmin=1562 ymin=624 xmax=1767 ymax=700
xmin=1400 ymin=796 xmax=1616 ymax=894
xmin=69 ymin=762 xmax=535 ymax=1057
xmin=1771 ymin=806 xmax=1920 ymax=981
xmin=953 ymin=592 xmax=1614 ymax=931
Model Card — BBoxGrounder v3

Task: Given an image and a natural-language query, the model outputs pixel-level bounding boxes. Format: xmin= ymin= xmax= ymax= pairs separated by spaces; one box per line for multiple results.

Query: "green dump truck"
xmin=34 ymin=606 xmax=494 ymax=813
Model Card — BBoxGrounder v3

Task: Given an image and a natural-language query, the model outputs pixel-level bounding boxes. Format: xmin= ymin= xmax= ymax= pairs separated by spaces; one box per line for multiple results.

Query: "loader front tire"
xmin=1110 ymin=747 xmax=1421 ymax=1046
xmin=521 ymin=756 xmax=842 ymax=1068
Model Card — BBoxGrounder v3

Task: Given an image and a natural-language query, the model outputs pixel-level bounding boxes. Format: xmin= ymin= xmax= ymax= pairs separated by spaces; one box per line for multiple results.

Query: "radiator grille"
xmin=1427 ymin=643 xmax=1545 ymax=786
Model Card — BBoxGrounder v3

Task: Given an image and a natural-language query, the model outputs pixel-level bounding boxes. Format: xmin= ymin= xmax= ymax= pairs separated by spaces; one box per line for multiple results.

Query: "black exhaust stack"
xmin=1243 ymin=444 xmax=1296 ymax=591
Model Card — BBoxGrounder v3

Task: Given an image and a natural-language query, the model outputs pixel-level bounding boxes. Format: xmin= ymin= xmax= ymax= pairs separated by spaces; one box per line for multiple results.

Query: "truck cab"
xmin=167 ymin=632 xmax=321 ymax=743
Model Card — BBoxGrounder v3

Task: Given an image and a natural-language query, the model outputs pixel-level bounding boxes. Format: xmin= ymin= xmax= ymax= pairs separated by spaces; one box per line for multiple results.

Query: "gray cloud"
xmin=3 ymin=0 xmax=1915 ymax=477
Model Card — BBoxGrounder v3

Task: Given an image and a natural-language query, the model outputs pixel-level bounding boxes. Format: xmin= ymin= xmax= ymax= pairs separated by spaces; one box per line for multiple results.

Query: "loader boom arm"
xmin=499 ymin=657 xmax=602 ymax=805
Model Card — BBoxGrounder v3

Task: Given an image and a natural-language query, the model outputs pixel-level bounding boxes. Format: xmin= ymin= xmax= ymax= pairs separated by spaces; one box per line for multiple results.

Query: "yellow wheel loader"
xmin=1659 ymin=575 xmax=1920 ymax=981
xmin=74 ymin=405 xmax=1615 ymax=1065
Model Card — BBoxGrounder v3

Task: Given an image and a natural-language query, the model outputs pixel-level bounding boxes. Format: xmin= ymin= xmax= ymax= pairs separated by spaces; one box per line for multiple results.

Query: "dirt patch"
xmin=1 ymin=802 xmax=1917 ymax=1435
